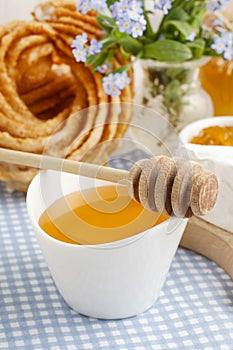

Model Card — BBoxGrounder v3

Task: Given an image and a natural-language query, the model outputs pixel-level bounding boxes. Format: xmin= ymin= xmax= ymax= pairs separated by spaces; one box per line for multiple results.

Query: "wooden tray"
xmin=181 ymin=217 xmax=233 ymax=279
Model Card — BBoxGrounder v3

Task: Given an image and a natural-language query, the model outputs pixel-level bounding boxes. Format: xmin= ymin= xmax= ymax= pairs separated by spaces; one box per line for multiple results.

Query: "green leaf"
xmin=106 ymin=0 xmax=115 ymax=6
xmin=92 ymin=51 xmax=113 ymax=69
xmin=163 ymin=7 xmax=190 ymax=22
xmin=112 ymin=65 xmax=131 ymax=74
xmin=165 ymin=20 xmax=194 ymax=37
xmin=119 ymin=45 xmax=130 ymax=59
xmin=190 ymin=16 xmax=202 ymax=33
xmin=143 ymin=39 xmax=193 ymax=62
xmin=105 ymin=49 xmax=116 ymax=63
xmin=101 ymin=37 xmax=117 ymax=51
xmin=119 ymin=36 xmax=143 ymax=56
xmin=96 ymin=14 xmax=116 ymax=34
xmin=85 ymin=48 xmax=114 ymax=68
xmin=186 ymin=38 xmax=205 ymax=58
xmin=86 ymin=53 xmax=100 ymax=66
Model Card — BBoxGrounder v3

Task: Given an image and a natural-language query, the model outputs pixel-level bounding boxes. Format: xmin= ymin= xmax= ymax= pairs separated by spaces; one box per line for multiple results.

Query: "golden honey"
xmin=199 ymin=58 xmax=233 ymax=116
xmin=39 ymin=185 xmax=169 ymax=245
xmin=191 ymin=126 xmax=233 ymax=146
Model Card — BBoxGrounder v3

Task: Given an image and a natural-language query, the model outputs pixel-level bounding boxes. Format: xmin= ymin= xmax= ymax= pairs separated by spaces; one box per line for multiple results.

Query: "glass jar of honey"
xmin=199 ymin=58 xmax=233 ymax=116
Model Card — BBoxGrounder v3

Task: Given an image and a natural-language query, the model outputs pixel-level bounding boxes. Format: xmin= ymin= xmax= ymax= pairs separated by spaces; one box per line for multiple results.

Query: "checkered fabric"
xmin=0 ymin=150 xmax=233 ymax=350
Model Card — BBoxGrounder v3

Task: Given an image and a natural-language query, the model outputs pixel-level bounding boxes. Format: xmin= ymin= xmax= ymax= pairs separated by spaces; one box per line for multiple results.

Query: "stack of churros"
xmin=0 ymin=0 xmax=134 ymax=191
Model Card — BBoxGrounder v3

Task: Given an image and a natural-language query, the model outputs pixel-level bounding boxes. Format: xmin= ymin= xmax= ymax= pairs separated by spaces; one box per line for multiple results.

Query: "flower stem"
xmin=142 ymin=0 xmax=154 ymax=37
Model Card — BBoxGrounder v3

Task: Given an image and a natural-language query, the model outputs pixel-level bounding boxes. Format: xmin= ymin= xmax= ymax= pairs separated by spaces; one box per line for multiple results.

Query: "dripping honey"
xmin=39 ymin=185 xmax=169 ymax=245
xmin=191 ymin=126 xmax=233 ymax=146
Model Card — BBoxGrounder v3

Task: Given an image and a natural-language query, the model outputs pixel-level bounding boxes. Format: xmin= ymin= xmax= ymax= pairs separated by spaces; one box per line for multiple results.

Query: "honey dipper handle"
xmin=0 ymin=148 xmax=129 ymax=183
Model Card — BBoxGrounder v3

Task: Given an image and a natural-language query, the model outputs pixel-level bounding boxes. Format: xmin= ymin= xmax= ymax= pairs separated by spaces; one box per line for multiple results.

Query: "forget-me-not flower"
xmin=76 ymin=0 xmax=91 ymax=14
xmin=131 ymin=18 xmax=147 ymax=38
xmin=103 ymin=72 xmax=131 ymax=97
xmin=103 ymin=74 xmax=121 ymax=97
xmin=153 ymin=0 xmax=172 ymax=15
xmin=97 ymin=64 xmax=110 ymax=74
xmin=72 ymin=47 xmax=87 ymax=62
xmin=186 ymin=31 xmax=196 ymax=42
xmin=89 ymin=39 xmax=103 ymax=55
xmin=71 ymin=33 xmax=88 ymax=49
xmin=71 ymin=33 xmax=88 ymax=62
xmin=211 ymin=31 xmax=233 ymax=60
xmin=72 ymin=33 xmax=104 ymax=63
xmin=110 ymin=0 xmax=146 ymax=38
xmin=118 ymin=18 xmax=133 ymax=35
xmin=76 ymin=0 xmax=107 ymax=14
xmin=207 ymin=0 xmax=231 ymax=13
xmin=114 ymin=71 xmax=131 ymax=90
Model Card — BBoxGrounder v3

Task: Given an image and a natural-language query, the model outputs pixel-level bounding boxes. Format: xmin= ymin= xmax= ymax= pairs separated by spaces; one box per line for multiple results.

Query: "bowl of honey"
xmin=179 ymin=116 xmax=233 ymax=233
xmin=26 ymin=169 xmax=188 ymax=319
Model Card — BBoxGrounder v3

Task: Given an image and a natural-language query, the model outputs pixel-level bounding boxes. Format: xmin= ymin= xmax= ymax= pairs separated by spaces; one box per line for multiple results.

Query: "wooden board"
xmin=181 ymin=217 xmax=233 ymax=280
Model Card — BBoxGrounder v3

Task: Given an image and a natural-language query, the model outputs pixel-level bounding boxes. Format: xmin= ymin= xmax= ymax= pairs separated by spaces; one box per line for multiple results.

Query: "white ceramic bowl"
xmin=26 ymin=170 xmax=188 ymax=319
xmin=179 ymin=116 xmax=233 ymax=233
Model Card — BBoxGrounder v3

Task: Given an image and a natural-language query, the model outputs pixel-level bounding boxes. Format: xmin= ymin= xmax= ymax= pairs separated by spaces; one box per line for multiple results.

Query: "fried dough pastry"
xmin=0 ymin=0 xmax=133 ymax=191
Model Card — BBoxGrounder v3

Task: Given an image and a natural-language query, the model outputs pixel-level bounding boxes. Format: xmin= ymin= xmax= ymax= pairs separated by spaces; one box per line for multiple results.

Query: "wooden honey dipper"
xmin=128 ymin=156 xmax=218 ymax=218
xmin=0 ymin=148 xmax=218 ymax=218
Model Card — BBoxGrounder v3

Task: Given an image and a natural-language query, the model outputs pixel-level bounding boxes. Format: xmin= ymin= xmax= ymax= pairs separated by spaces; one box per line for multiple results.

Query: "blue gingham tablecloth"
xmin=0 ymin=151 xmax=233 ymax=350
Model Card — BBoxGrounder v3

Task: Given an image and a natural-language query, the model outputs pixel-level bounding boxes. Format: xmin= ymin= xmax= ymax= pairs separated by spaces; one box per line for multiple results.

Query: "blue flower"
xmin=153 ymin=0 xmax=172 ymax=15
xmin=71 ymin=33 xmax=88 ymax=49
xmin=212 ymin=19 xmax=223 ymax=28
xmin=89 ymin=39 xmax=103 ymax=55
xmin=72 ymin=47 xmax=87 ymax=62
xmin=97 ymin=64 xmax=110 ymax=74
xmin=76 ymin=1 xmax=91 ymax=14
xmin=211 ymin=31 xmax=233 ymax=60
xmin=131 ymin=1 xmax=143 ymax=15
xmin=118 ymin=19 xmax=133 ymax=35
xmin=110 ymin=0 xmax=145 ymax=38
xmin=222 ymin=32 xmax=233 ymax=60
xmin=92 ymin=0 xmax=108 ymax=11
xmin=114 ymin=71 xmax=131 ymax=89
xmin=223 ymin=46 xmax=233 ymax=60
xmin=76 ymin=0 xmax=107 ymax=14
xmin=206 ymin=0 xmax=231 ymax=13
xmin=103 ymin=74 xmax=121 ymax=97
xmin=186 ymin=31 xmax=196 ymax=42
xmin=71 ymin=33 xmax=89 ymax=62
xmin=102 ymin=72 xmax=131 ymax=97
xmin=109 ymin=2 xmax=122 ymax=19
xmin=131 ymin=17 xmax=146 ymax=38
xmin=72 ymin=34 xmax=104 ymax=62
xmin=127 ymin=9 xmax=142 ymax=22
xmin=221 ymin=31 xmax=233 ymax=44
xmin=211 ymin=35 xmax=225 ymax=54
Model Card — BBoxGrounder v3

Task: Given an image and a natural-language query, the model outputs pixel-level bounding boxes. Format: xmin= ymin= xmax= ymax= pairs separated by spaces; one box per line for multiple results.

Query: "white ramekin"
xmin=179 ymin=116 xmax=233 ymax=233
xmin=27 ymin=170 xmax=187 ymax=319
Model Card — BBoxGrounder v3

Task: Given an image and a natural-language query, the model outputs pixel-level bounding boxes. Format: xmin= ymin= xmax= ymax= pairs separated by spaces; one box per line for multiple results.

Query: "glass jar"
xmin=199 ymin=58 xmax=233 ymax=116
xmin=128 ymin=57 xmax=214 ymax=156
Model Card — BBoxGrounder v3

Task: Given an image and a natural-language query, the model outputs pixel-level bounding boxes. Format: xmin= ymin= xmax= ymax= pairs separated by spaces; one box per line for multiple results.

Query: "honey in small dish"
xmin=190 ymin=126 xmax=233 ymax=146
xmin=39 ymin=185 xmax=169 ymax=245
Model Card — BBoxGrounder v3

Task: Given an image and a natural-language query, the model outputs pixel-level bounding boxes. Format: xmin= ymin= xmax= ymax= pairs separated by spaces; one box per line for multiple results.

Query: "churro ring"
xmin=0 ymin=0 xmax=133 ymax=191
